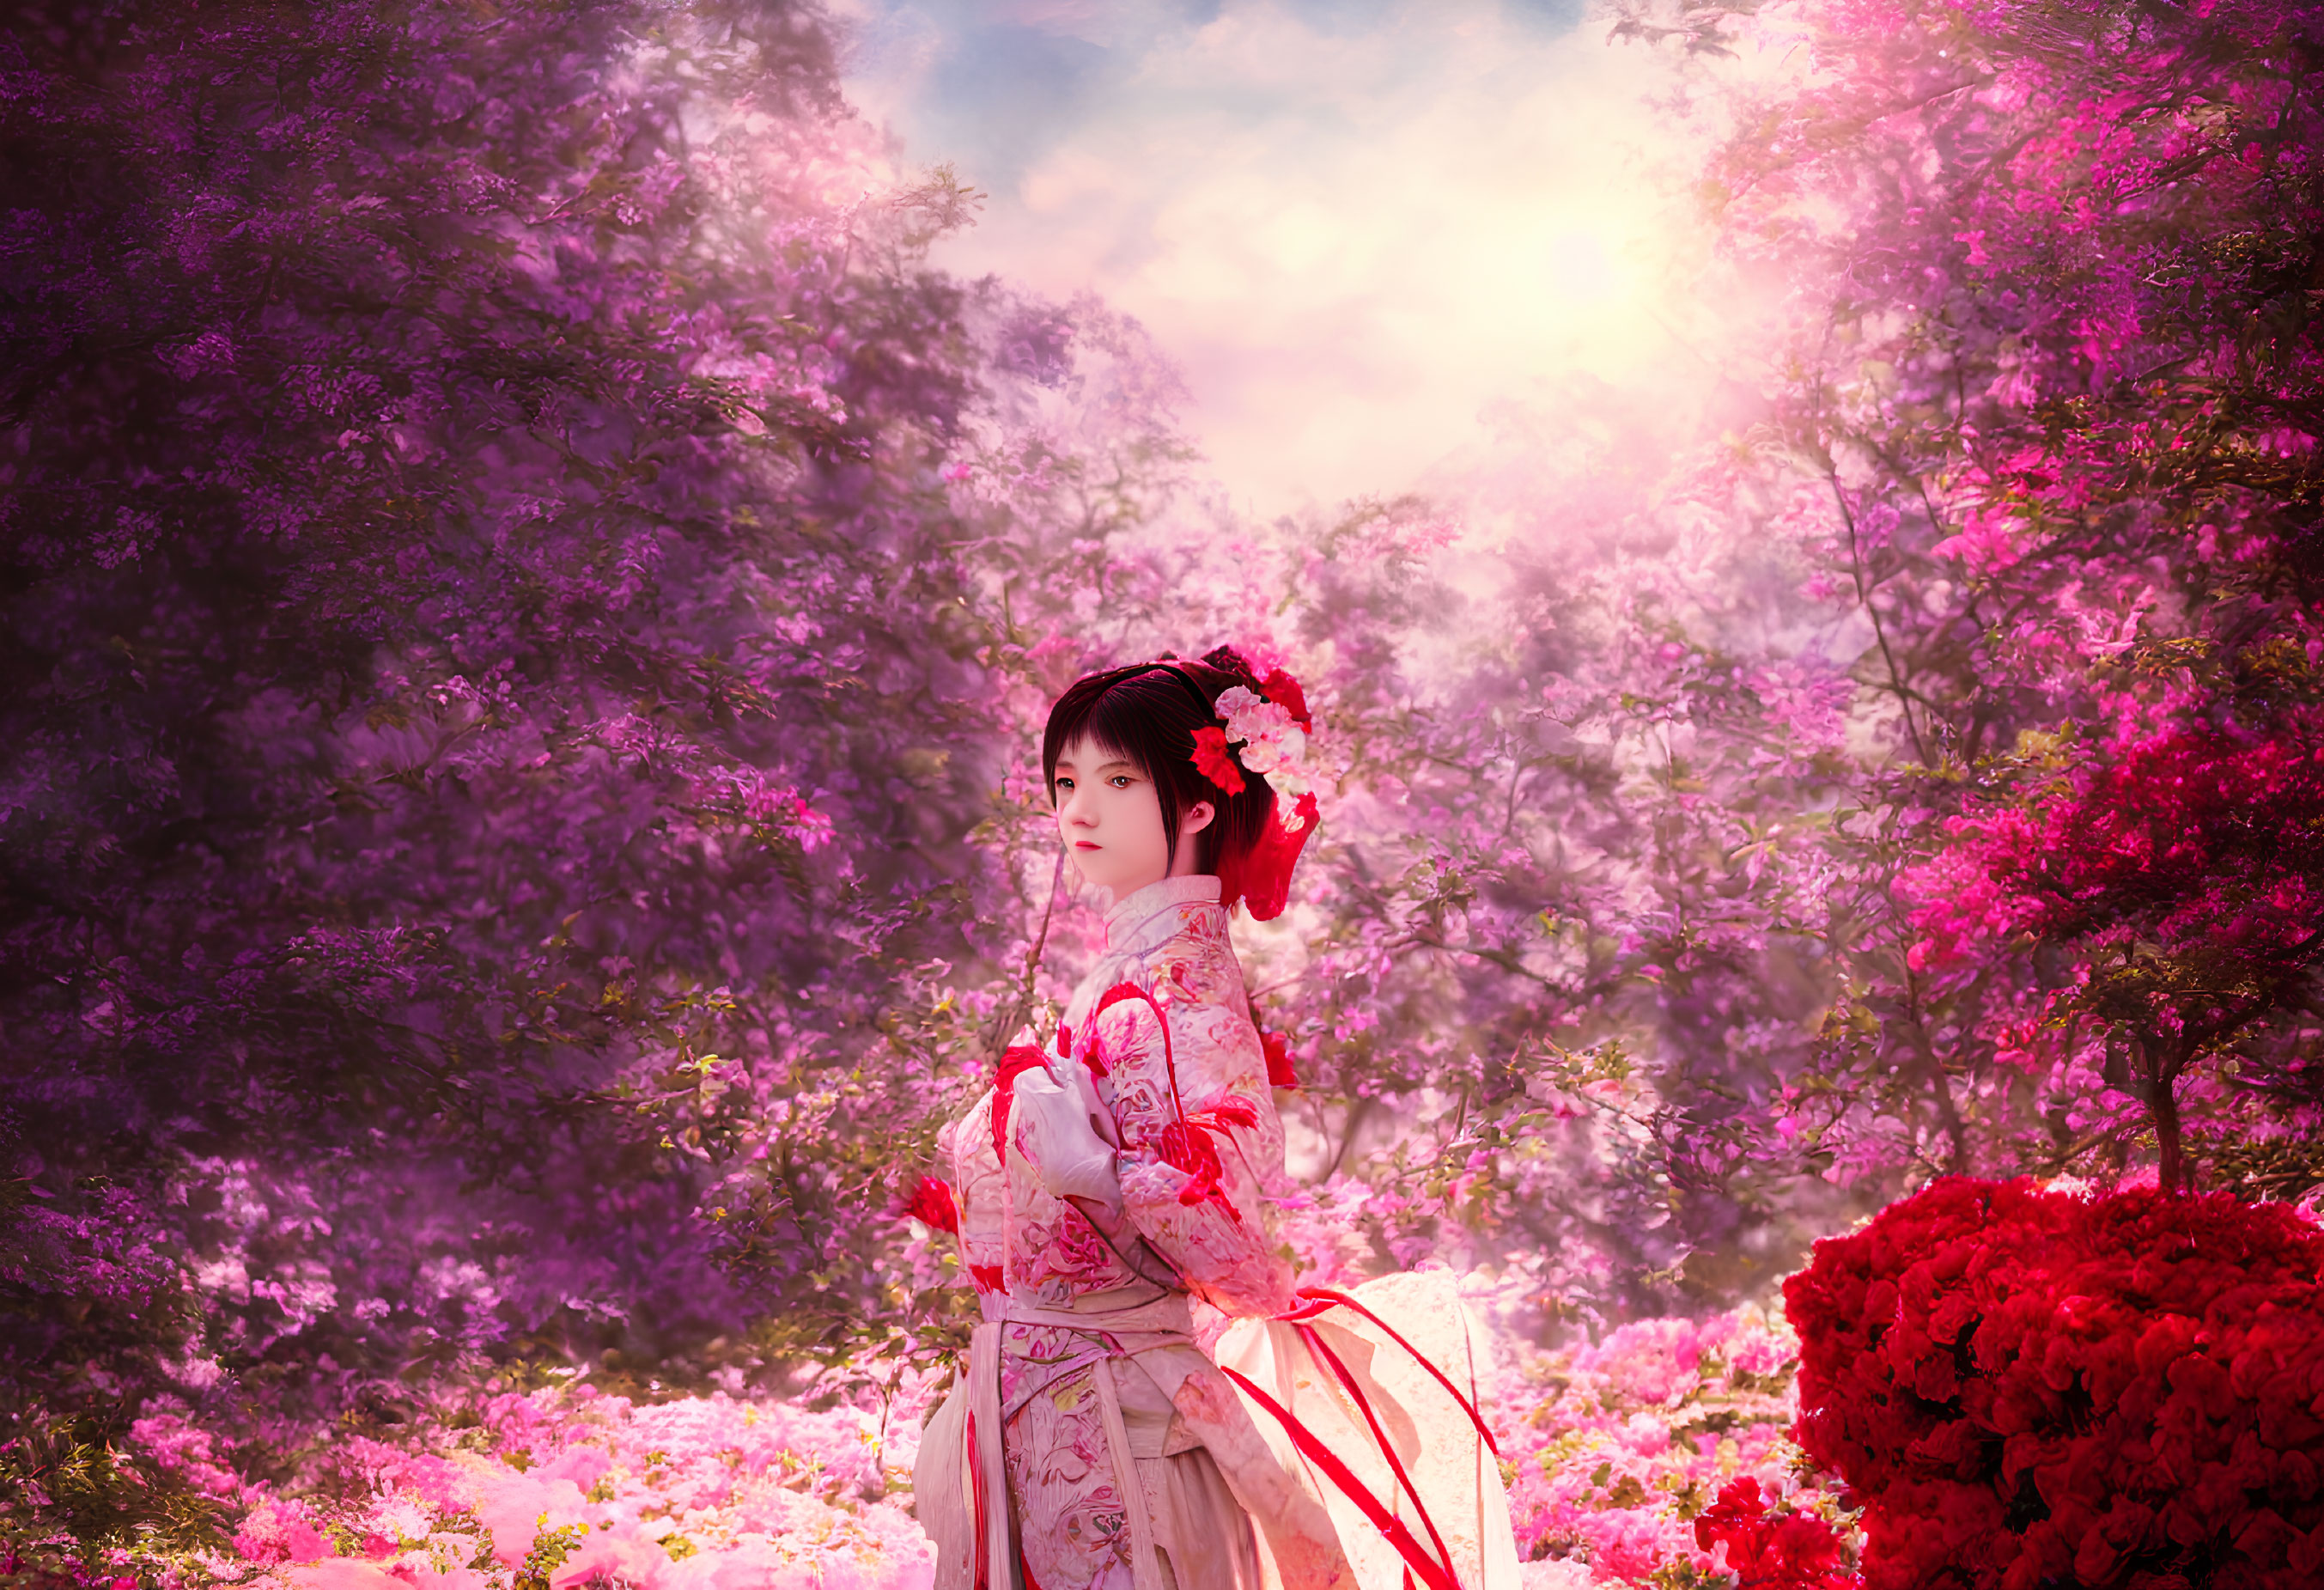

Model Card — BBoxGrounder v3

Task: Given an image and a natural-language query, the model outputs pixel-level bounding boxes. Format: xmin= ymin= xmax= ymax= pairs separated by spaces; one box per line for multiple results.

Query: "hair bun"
xmin=1198 ymin=644 xmax=1313 ymax=734
xmin=1199 ymin=644 xmax=1263 ymax=692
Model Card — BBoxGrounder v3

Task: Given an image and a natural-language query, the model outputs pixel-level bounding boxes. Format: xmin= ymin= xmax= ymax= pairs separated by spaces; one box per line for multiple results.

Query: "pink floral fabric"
xmin=939 ymin=874 xmax=1293 ymax=1587
xmin=1004 ymin=1365 xmax=1133 ymax=1587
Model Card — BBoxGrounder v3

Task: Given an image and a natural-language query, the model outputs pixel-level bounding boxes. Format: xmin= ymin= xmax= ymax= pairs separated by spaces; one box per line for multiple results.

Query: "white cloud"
xmin=841 ymin=0 xmax=1744 ymax=517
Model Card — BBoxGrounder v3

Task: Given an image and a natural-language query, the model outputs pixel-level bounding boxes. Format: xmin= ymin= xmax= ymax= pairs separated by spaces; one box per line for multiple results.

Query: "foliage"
xmin=0 ymin=0 xmax=1055 ymax=1457
xmin=1676 ymin=0 xmax=2324 ymax=1193
xmin=1787 ymin=1179 xmax=2324 ymax=1590
xmin=1 ymin=0 xmax=1879 ymax=1468
xmin=1906 ymin=706 xmax=2324 ymax=1189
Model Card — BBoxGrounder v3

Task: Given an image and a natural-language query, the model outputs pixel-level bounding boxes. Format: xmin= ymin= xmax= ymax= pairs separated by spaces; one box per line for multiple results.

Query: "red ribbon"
xmin=1092 ymin=982 xmax=1232 ymax=1219
xmin=1092 ymin=982 xmax=1184 ymax=1119
xmin=1296 ymin=1321 xmax=1457 ymax=1576
xmin=1223 ymin=1284 xmax=1506 ymax=1587
xmin=1283 ymin=1286 xmax=1501 ymax=1458
xmin=968 ymin=1407 xmax=989 ymax=1590
xmin=989 ymin=1043 xmax=1054 ymax=1167
xmin=1217 ymin=1362 xmax=1462 ymax=1590
xmin=1218 ymin=789 xmax=1319 ymax=922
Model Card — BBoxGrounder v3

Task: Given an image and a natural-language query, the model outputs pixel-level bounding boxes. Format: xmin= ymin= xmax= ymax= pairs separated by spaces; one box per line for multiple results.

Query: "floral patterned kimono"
xmin=916 ymin=875 xmax=1520 ymax=1590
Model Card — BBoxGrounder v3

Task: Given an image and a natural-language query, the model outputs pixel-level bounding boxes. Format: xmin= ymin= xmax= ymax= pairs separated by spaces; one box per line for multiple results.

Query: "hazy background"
xmin=834 ymin=0 xmax=1748 ymax=515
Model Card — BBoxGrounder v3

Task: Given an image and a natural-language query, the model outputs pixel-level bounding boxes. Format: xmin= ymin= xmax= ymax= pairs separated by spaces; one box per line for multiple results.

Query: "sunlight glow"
xmin=843 ymin=0 xmax=1732 ymax=515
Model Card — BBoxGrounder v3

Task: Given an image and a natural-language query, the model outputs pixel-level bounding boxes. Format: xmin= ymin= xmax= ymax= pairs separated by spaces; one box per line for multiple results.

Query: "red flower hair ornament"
xmin=1190 ymin=727 xmax=1244 ymax=794
xmin=1192 ymin=660 xmax=1321 ymax=921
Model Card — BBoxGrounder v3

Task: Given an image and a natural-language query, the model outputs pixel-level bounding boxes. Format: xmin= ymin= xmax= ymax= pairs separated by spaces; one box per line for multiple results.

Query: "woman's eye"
xmin=1109 ymin=775 xmax=1131 ymax=789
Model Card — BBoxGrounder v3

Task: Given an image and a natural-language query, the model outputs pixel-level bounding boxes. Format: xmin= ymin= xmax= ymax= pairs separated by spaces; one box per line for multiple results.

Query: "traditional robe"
xmin=916 ymin=874 xmax=1519 ymax=1590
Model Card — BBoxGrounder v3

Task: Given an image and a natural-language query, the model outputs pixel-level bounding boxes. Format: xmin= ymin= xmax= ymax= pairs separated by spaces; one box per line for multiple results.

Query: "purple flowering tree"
xmin=0 ymin=0 xmax=1069 ymax=1485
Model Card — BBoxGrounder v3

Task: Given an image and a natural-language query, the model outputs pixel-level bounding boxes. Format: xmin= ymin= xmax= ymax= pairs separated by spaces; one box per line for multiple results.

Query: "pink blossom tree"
xmin=0 ymin=0 xmax=1109 ymax=1491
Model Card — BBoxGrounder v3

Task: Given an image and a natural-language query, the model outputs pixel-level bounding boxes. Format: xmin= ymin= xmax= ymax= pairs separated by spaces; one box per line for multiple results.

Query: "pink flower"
xmin=233 ymin=1500 xmax=334 ymax=1566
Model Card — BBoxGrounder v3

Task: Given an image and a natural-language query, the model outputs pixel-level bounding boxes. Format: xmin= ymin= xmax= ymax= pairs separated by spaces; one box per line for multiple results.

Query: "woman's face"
xmin=1051 ymin=736 xmax=1214 ymax=900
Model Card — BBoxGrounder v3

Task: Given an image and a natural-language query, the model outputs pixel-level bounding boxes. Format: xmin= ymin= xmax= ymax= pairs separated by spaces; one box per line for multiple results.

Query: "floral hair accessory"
xmin=1197 ymin=677 xmax=1317 ymax=810
xmin=1213 ymin=685 xmax=1310 ymax=796
xmin=1190 ymin=727 xmax=1245 ymax=795
xmin=1189 ymin=655 xmax=1322 ymax=920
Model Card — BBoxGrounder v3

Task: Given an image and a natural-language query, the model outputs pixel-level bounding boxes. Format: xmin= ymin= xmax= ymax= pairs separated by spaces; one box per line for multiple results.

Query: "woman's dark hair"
xmin=1043 ymin=646 xmax=1277 ymax=877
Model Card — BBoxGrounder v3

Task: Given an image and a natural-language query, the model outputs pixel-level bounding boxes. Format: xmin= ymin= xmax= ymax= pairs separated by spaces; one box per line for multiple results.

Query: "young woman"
xmin=915 ymin=649 xmax=1516 ymax=1590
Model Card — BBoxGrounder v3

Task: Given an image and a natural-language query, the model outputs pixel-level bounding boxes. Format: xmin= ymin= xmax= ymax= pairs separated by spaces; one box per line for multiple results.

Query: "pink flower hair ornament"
xmin=1190 ymin=659 xmax=1322 ymax=920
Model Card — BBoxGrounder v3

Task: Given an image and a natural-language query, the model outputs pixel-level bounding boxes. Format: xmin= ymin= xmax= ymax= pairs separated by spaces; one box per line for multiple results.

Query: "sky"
xmin=834 ymin=0 xmax=1737 ymax=518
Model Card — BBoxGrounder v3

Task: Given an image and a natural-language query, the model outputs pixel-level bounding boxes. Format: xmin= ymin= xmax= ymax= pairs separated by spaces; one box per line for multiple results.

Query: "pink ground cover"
xmin=1493 ymin=1306 xmax=1857 ymax=1587
xmin=81 ymin=1307 xmax=1853 ymax=1590
xmin=144 ymin=1379 xmax=940 ymax=1590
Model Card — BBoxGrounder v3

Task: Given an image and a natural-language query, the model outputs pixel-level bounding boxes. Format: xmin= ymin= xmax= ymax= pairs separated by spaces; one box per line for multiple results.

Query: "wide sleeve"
xmin=1085 ymin=980 xmax=1297 ymax=1318
xmin=939 ymin=1098 xmax=1007 ymax=1297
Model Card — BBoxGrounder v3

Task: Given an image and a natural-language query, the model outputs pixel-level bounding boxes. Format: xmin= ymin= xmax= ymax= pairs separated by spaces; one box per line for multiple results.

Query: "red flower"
xmin=1695 ymin=1477 xmax=1859 ymax=1590
xmin=1190 ymin=726 xmax=1245 ymax=793
xmin=1260 ymin=1028 xmax=1298 ymax=1087
xmin=1257 ymin=667 xmax=1313 ymax=730
xmin=1786 ymin=1179 xmax=2324 ymax=1590
xmin=905 ymin=1175 xmax=958 ymax=1234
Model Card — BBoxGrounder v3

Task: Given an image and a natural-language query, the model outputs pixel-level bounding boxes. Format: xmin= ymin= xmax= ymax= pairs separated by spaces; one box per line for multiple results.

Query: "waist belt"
xmin=991 ymin=1287 xmax=1194 ymax=1337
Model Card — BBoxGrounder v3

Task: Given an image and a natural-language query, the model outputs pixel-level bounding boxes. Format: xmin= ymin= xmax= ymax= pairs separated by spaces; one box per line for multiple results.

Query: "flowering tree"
xmin=1907 ymin=709 xmax=2324 ymax=1191
xmin=1669 ymin=0 xmax=2324 ymax=1193
xmin=0 ymin=2 xmax=1281 ymax=1567
xmin=0 ymin=0 xmax=1065 ymax=1497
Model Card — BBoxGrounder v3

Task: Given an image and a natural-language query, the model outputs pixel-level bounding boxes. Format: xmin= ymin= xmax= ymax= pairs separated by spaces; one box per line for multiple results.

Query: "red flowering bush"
xmin=1694 ymin=1477 xmax=1859 ymax=1590
xmin=1786 ymin=1179 xmax=2324 ymax=1590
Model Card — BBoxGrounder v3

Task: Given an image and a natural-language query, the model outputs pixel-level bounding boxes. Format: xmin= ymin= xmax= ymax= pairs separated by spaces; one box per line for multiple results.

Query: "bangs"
xmin=1049 ymin=685 xmax=1160 ymax=784
xmin=1042 ymin=664 xmax=1208 ymax=794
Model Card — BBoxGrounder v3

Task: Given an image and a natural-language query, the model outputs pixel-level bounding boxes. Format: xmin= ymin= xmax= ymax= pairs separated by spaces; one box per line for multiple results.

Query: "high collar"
xmin=1104 ymin=874 xmax=1222 ymax=954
